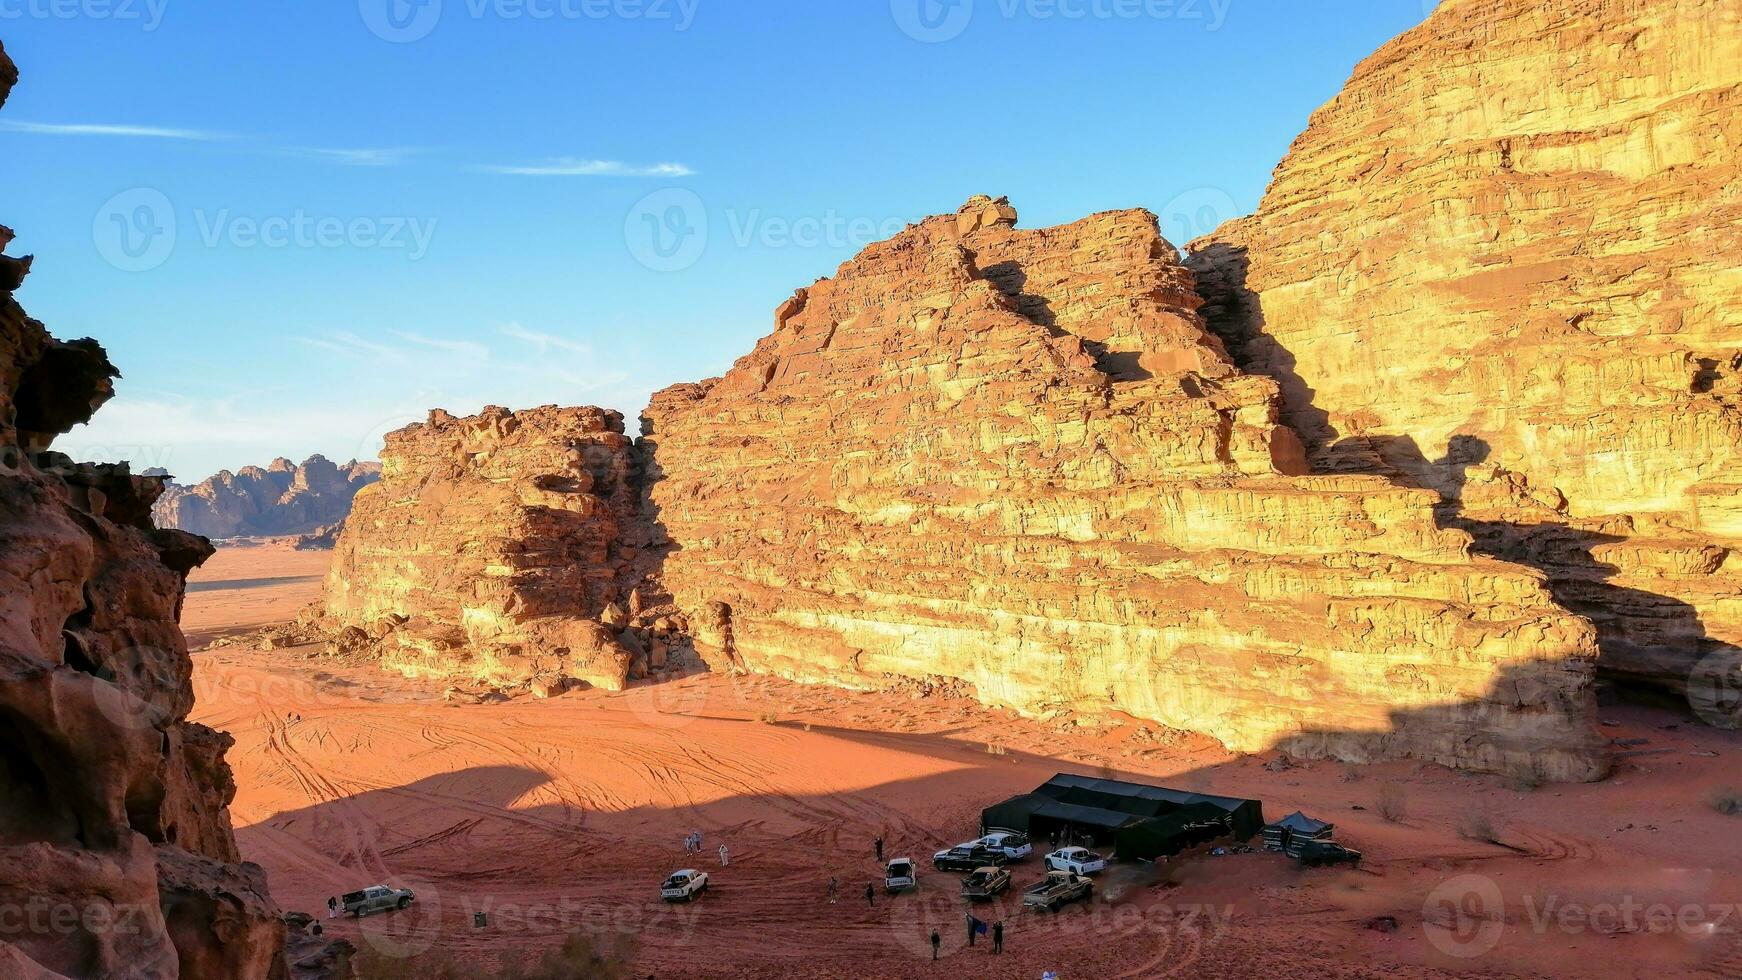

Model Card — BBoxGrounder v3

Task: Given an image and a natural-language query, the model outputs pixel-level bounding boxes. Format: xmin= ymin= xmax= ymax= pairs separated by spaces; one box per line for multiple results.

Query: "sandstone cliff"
xmin=154 ymin=455 xmax=381 ymax=541
xmin=642 ymin=196 xmax=1609 ymax=781
xmin=0 ymin=42 xmax=326 ymax=980
xmin=1188 ymin=0 xmax=1742 ymax=712
xmin=319 ymin=405 xmax=645 ymax=692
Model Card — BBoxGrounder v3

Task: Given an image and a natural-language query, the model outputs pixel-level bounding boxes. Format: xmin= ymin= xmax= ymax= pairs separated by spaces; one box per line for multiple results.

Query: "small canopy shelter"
xmin=1262 ymin=811 xmax=1334 ymax=855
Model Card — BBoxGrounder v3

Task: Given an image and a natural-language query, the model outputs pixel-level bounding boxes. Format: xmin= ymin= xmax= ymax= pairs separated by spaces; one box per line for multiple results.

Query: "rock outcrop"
xmin=153 ymin=455 xmax=380 ymax=541
xmin=642 ymin=196 xmax=1609 ymax=781
xmin=0 ymin=41 xmax=319 ymax=980
xmin=1188 ymin=0 xmax=1742 ymax=707
xmin=318 ymin=406 xmax=643 ymax=692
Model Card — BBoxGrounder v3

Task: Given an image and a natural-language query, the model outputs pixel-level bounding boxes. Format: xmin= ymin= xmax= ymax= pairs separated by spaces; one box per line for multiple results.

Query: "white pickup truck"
xmin=340 ymin=884 xmax=415 ymax=918
xmin=1043 ymin=847 xmax=1107 ymax=876
xmin=661 ymin=869 xmax=710 ymax=902
xmin=884 ymin=858 xmax=917 ymax=893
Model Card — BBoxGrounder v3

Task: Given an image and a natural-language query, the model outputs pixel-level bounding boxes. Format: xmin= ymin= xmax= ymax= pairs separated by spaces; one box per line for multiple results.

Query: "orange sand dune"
xmin=185 ymin=549 xmax=1742 ymax=979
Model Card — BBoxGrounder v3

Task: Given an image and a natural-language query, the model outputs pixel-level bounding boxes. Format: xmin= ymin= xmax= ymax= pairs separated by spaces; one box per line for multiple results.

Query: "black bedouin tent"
xmin=980 ymin=773 xmax=1265 ymax=857
xmin=1115 ymin=802 xmax=1231 ymax=860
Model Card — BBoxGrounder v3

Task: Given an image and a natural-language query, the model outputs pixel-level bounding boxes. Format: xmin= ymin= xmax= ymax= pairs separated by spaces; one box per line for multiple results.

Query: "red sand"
xmin=184 ymin=546 xmax=1742 ymax=979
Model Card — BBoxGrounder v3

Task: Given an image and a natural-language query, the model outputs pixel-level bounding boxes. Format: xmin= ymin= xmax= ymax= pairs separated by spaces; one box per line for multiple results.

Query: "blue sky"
xmin=3 ymin=0 xmax=1436 ymax=480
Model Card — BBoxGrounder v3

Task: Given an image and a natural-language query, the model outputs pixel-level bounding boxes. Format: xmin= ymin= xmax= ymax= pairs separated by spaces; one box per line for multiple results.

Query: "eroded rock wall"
xmin=319 ymin=405 xmax=642 ymax=691
xmin=643 ymin=196 xmax=1608 ymax=781
xmin=0 ymin=41 xmax=306 ymax=980
xmin=1187 ymin=0 xmax=1742 ymax=705
xmin=153 ymin=455 xmax=381 ymax=540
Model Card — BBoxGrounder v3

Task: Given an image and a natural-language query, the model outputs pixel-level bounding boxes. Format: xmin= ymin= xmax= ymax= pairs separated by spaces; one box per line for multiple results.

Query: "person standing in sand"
xmin=930 ymin=930 xmax=940 ymax=961
xmin=874 ymin=835 xmax=884 ymax=861
xmin=326 ymin=896 xmax=337 ymax=919
xmin=864 ymin=883 xmax=875 ymax=908
xmin=827 ymin=876 xmax=838 ymax=903
xmin=992 ymin=920 xmax=1004 ymax=954
xmin=719 ymin=843 xmax=730 ymax=866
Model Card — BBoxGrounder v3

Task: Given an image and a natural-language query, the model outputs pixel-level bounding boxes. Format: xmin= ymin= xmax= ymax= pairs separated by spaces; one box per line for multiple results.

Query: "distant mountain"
xmin=152 ymin=454 xmax=381 ymax=540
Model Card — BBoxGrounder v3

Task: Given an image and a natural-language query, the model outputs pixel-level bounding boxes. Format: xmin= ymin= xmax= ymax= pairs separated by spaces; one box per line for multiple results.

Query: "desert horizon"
xmin=4 ymin=1 xmax=1742 ymax=978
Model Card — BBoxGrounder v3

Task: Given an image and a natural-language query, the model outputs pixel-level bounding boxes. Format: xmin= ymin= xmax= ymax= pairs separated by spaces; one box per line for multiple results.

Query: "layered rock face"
xmin=0 ymin=42 xmax=306 ymax=980
xmin=643 ymin=196 xmax=1609 ymax=781
xmin=319 ymin=406 xmax=642 ymax=691
xmin=1188 ymin=0 xmax=1742 ymax=706
xmin=153 ymin=455 xmax=381 ymax=541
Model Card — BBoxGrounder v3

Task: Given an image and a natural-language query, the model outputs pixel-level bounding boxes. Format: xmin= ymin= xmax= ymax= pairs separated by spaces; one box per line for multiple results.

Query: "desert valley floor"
xmin=185 ymin=543 xmax=1742 ymax=979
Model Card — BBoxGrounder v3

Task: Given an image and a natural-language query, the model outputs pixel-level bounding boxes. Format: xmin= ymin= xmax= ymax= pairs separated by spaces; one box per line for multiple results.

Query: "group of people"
xmin=681 ymin=829 xmax=730 ymax=866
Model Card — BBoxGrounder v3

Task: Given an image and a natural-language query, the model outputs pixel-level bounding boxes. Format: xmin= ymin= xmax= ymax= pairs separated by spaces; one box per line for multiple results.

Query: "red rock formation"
xmin=643 ymin=196 xmax=1609 ymax=781
xmin=0 ymin=42 xmax=338 ymax=980
xmin=319 ymin=405 xmax=642 ymax=692
xmin=1188 ymin=0 xmax=1742 ymax=711
xmin=154 ymin=455 xmax=381 ymax=541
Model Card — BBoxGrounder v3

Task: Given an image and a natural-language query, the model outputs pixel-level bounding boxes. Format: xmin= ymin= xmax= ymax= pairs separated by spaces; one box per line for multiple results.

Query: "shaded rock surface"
xmin=1187 ymin=0 xmax=1742 ymax=705
xmin=153 ymin=456 xmax=380 ymax=541
xmin=317 ymin=405 xmax=646 ymax=691
xmin=0 ymin=40 xmax=333 ymax=980
xmin=642 ymin=196 xmax=1609 ymax=781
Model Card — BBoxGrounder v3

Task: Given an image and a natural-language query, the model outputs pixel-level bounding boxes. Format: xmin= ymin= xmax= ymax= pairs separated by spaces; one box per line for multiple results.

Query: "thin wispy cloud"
xmin=285 ymin=146 xmax=425 ymax=167
xmin=295 ymin=330 xmax=406 ymax=361
xmin=499 ymin=322 xmax=595 ymax=356
xmin=479 ymin=158 xmax=695 ymax=178
xmin=0 ymin=120 xmax=230 ymax=141
xmin=391 ymin=329 xmax=491 ymax=360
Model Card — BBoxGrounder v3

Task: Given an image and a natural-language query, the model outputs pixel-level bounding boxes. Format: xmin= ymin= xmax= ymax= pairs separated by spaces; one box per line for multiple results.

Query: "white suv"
xmin=976 ymin=831 xmax=1033 ymax=861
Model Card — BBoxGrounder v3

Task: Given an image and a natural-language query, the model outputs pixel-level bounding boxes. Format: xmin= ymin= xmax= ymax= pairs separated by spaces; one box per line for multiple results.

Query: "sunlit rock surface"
xmin=320 ymin=405 xmax=640 ymax=691
xmin=643 ymin=196 xmax=1609 ymax=781
xmin=1188 ymin=0 xmax=1742 ymax=705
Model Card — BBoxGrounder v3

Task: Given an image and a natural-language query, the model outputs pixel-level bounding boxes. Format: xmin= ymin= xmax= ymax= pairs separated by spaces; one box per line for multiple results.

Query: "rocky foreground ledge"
xmin=0 ymin=40 xmax=344 ymax=980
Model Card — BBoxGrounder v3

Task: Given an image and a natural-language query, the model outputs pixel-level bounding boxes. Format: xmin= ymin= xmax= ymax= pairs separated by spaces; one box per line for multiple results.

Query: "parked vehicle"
xmin=1043 ymin=847 xmax=1107 ymax=876
xmin=975 ymin=831 xmax=1034 ymax=861
xmin=661 ymin=869 xmax=710 ymax=902
xmin=933 ymin=844 xmax=1009 ymax=872
xmin=884 ymin=858 xmax=917 ymax=893
xmin=1023 ymin=869 xmax=1094 ymax=911
xmin=341 ymin=885 xmax=415 ymax=918
xmin=1297 ymin=841 xmax=1363 ymax=868
xmin=961 ymin=866 xmax=1013 ymax=901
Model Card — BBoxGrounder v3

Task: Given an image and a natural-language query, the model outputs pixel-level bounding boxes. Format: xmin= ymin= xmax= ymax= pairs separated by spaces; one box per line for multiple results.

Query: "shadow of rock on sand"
xmin=233 ymin=690 xmax=1742 ymax=980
